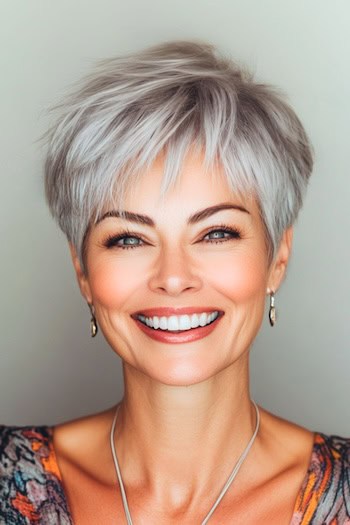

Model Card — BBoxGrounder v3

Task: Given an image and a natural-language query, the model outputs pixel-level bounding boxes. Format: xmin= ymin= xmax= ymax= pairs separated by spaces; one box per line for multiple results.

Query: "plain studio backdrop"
xmin=0 ymin=0 xmax=349 ymax=434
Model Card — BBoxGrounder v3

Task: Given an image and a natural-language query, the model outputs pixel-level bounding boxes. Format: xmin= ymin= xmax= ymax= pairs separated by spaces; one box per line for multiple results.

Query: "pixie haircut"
xmin=44 ymin=40 xmax=313 ymax=270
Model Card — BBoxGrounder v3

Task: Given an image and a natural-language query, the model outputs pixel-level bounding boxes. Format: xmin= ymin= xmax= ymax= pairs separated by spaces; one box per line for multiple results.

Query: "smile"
xmin=131 ymin=308 xmax=224 ymax=344
xmin=137 ymin=311 xmax=219 ymax=332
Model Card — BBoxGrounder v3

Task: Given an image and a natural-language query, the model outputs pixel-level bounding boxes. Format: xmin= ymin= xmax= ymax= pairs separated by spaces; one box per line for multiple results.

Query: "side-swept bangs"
xmin=44 ymin=41 xmax=313 ymax=269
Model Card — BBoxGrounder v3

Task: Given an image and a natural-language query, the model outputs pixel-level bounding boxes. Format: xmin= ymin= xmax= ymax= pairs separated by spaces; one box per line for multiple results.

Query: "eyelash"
xmin=103 ymin=224 xmax=242 ymax=250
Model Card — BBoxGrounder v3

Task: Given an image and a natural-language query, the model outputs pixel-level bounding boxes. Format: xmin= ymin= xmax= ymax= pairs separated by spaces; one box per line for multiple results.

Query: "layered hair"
xmin=44 ymin=40 xmax=313 ymax=270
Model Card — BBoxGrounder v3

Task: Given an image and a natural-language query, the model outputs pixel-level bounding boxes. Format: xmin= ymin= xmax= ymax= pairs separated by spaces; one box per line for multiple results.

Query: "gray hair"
xmin=44 ymin=40 xmax=313 ymax=270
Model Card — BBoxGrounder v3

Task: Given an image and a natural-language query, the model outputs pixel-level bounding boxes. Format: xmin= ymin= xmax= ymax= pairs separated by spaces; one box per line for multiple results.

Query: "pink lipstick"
xmin=131 ymin=308 xmax=224 ymax=344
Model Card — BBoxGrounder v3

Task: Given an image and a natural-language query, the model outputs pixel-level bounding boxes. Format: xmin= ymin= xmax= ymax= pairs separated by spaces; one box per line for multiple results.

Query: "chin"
xmin=139 ymin=357 xmax=226 ymax=387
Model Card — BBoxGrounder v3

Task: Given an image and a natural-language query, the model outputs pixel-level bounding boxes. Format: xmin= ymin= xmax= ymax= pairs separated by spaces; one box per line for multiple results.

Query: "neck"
xmin=113 ymin=359 xmax=258 ymax=508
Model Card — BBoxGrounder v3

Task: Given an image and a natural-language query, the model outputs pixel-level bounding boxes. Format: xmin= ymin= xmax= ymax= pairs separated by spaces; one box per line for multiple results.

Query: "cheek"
xmin=88 ymin=256 xmax=144 ymax=309
xmin=205 ymin=249 xmax=268 ymax=302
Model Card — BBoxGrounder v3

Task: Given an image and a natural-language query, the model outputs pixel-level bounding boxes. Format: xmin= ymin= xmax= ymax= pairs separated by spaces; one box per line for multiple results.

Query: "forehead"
xmin=119 ymin=150 xmax=257 ymax=218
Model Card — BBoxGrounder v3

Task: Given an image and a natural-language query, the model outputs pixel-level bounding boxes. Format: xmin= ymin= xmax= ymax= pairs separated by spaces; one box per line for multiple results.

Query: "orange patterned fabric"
xmin=0 ymin=426 xmax=72 ymax=524
xmin=1 ymin=426 xmax=349 ymax=524
xmin=291 ymin=433 xmax=350 ymax=524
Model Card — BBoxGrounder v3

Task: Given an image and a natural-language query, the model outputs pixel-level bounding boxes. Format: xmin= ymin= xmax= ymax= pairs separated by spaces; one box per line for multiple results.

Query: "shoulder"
xmin=0 ymin=424 xmax=72 ymax=524
xmin=294 ymin=432 xmax=350 ymax=524
xmin=0 ymin=424 xmax=54 ymax=480
xmin=52 ymin=406 xmax=117 ymax=484
xmin=312 ymin=432 xmax=350 ymax=477
xmin=317 ymin=431 xmax=350 ymax=455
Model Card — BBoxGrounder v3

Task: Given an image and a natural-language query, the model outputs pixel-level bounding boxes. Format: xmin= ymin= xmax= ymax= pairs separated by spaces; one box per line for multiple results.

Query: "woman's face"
xmin=73 ymin=151 xmax=291 ymax=386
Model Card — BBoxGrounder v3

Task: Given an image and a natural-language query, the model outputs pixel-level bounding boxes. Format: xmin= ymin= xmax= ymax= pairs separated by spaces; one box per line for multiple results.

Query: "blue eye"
xmin=119 ymin=236 xmax=141 ymax=246
xmin=105 ymin=233 xmax=143 ymax=249
xmin=203 ymin=227 xmax=241 ymax=242
xmin=206 ymin=231 xmax=231 ymax=240
xmin=103 ymin=225 xmax=242 ymax=250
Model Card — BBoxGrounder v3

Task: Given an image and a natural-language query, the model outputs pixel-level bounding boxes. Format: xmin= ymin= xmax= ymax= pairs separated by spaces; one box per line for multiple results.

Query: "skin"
xmin=53 ymin=150 xmax=315 ymax=524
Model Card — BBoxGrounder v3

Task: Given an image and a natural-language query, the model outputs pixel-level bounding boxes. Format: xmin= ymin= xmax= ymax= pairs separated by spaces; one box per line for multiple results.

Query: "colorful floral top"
xmin=0 ymin=426 xmax=349 ymax=524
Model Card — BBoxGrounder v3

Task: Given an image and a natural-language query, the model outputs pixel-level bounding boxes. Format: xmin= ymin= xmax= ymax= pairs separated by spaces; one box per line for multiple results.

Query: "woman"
xmin=1 ymin=41 xmax=349 ymax=524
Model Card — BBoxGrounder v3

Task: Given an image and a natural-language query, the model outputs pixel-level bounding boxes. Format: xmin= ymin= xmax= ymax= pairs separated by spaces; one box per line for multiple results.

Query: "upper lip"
xmin=131 ymin=307 xmax=224 ymax=318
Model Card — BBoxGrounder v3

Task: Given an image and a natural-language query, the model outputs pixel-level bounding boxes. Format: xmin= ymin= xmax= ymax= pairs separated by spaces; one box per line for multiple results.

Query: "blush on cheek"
xmin=208 ymin=254 xmax=267 ymax=301
xmin=89 ymin=262 xmax=144 ymax=308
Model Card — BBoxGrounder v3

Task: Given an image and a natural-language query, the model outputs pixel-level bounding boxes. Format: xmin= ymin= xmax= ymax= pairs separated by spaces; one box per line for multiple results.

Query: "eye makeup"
xmin=103 ymin=229 xmax=145 ymax=250
xmin=101 ymin=222 xmax=243 ymax=251
xmin=201 ymin=224 xmax=242 ymax=244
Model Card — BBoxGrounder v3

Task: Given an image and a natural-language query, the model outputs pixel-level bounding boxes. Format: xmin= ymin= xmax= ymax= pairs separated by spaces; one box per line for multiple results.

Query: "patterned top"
xmin=0 ymin=426 xmax=349 ymax=524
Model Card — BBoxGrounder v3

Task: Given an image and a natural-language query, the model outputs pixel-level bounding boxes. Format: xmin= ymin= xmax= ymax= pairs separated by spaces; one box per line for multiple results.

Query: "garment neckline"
xmin=47 ymin=426 xmax=320 ymax=523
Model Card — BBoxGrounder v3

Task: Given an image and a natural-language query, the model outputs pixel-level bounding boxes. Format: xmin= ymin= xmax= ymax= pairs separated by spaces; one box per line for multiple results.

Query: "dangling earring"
xmin=268 ymin=290 xmax=276 ymax=327
xmin=88 ymin=303 xmax=98 ymax=337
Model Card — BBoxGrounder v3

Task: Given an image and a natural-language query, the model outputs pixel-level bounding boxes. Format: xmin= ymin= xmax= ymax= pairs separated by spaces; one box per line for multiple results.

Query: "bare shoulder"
xmin=260 ymin=408 xmax=314 ymax=446
xmin=52 ymin=405 xmax=118 ymax=485
xmin=257 ymin=405 xmax=315 ymax=478
xmin=53 ymin=405 xmax=116 ymax=445
xmin=222 ymin=406 xmax=316 ymax=524
xmin=50 ymin=404 xmax=317 ymax=524
xmin=52 ymin=403 xmax=314 ymax=476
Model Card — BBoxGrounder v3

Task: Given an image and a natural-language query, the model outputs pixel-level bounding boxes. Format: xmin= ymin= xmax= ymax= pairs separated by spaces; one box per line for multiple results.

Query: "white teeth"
xmin=179 ymin=315 xmax=191 ymax=330
xmin=137 ymin=311 xmax=219 ymax=331
xmin=199 ymin=313 xmax=208 ymax=327
xmin=190 ymin=314 xmax=200 ymax=328
xmin=159 ymin=316 xmax=168 ymax=330
xmin=167 ymin=316 xmax=179 ymax=331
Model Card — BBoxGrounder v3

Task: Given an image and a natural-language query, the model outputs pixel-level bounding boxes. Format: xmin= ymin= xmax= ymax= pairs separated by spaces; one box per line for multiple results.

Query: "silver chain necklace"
xmin=110 ymin=400 xmax=260 ymax=524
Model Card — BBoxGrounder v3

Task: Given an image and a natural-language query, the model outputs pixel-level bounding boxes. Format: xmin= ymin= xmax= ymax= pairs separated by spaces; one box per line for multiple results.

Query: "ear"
xmin=69 ymin=244 xmax=92 ymax=304
xmin=267 ymin=227 xmax=293 ymax=293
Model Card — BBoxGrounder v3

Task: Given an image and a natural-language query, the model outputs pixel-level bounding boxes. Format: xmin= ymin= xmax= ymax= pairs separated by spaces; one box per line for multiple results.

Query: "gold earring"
xmin=268 ymin=290 xmax=276 ymax=327
xmin=88 ymin=303 xmax=98 ymax=337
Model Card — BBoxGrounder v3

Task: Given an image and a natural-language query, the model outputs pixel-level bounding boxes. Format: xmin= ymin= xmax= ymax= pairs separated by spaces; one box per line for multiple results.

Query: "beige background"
xmin=1 ymin=0 xmax=349 ymax=434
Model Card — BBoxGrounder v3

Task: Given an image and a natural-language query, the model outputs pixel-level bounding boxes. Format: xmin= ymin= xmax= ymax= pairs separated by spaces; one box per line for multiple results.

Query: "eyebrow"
xmin=96 ymin=203 xmax=250 ymax=227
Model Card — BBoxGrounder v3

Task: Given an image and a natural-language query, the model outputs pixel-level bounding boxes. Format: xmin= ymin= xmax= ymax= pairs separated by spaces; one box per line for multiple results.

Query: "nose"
xmin=148 ymin=246 xmax=202 ymax=296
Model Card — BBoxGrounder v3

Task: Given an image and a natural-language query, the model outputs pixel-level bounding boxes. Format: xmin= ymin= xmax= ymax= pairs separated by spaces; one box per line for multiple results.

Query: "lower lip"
xmin=132 ymin=314 xmax=223 ymax=344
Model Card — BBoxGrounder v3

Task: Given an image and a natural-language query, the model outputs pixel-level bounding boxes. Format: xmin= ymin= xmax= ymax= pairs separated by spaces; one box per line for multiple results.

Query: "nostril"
xmin=149 ymin=274 xmax=202 ymax=296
